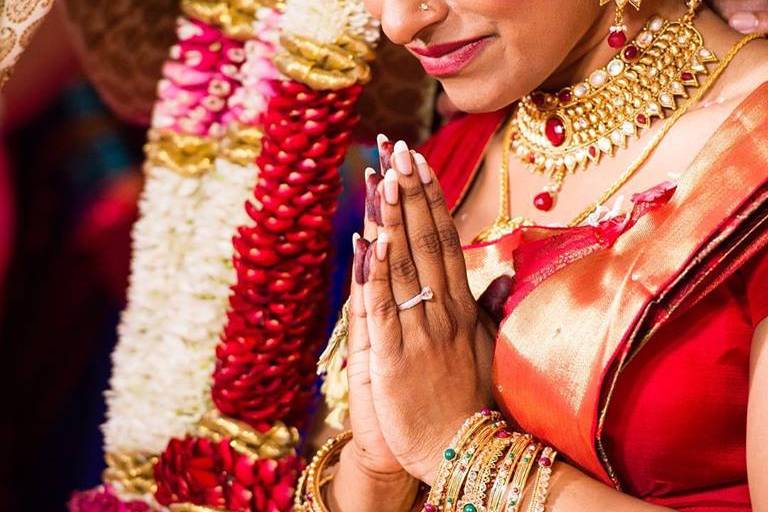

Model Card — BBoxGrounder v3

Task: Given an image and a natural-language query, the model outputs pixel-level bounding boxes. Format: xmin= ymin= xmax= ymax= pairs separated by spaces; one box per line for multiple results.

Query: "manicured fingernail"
xmin=376 ymin=232 xmax=389 ymax=261
xmin=353 ymin=235 xmax=371 ymax=284
xmin=378 ymin=134 xmax=393 ymax=171
xmin=365 ymin=167 xmax=383 ymax=225
xmin=412 ymin=151 xmax=431 ymax=184
xmin=353 ymin=232 xmax=360 ymax=253
xmin=393 ymin=140 xmax=412 ymax=175
xmin=384 ymin=168 xmax=398 ymax=205
xmin=730 ymin=12 xmax=759 ymax=32
xmin=363 ymin=240 xmax=375 ymax=283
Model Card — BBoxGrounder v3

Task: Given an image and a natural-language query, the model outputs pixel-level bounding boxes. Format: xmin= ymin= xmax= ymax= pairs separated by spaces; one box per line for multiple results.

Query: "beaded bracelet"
xmin=526 ymin=447 xmax=557 ymax=512
xmin=427 ymin=409 xmax=503 ymax=509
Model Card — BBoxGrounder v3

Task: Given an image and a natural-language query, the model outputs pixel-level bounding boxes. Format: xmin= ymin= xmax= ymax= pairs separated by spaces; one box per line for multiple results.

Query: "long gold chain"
xmin=480 ymin=31 xmax=761 ymax=242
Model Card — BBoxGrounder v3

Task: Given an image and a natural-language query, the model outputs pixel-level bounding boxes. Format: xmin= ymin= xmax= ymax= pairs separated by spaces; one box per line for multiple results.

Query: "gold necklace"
xmin=474 ymin=32 xmax=762 ymax=244
xmin=511 ymin=10 xmax=716 ymax=212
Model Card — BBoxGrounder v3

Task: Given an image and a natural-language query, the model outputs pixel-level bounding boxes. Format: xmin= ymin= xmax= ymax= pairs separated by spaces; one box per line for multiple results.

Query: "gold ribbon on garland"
xmin=275 ymin=32 xmax=374 ymax=90
xmin=103 ymin=452 xmax=159 ymax=496
xmin=145 ymin=130 xmax=220 ymax=176
xmin=197 ymin=410 xmax=300 ymax=459
xmin=170 ymin=504 xmax=227 ymax=512
xmin=181 ymin=0 xmax=286 ymax=39
xmin=146 ymin=125 xmax=263 ymax=176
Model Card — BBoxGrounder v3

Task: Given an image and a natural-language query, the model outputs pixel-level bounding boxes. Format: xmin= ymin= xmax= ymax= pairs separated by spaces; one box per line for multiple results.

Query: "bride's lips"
xmin=409 ymin=36 xmax=492 ymax=77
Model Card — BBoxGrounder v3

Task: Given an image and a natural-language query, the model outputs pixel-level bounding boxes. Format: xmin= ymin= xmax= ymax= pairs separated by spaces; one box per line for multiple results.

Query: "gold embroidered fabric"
xmin=0 ymin=0 xmax=55 ymax=89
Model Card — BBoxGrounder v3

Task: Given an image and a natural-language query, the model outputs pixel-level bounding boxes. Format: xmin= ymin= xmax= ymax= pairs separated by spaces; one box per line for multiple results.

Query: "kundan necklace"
xmin=510 ymin=8 xmax=716 ymax=212
xmin=474 ymin=14 xmax=762 ymax=243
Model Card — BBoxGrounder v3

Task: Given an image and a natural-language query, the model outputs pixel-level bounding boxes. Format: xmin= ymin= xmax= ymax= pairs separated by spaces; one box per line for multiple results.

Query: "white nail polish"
xmin=413 ymin=152 xmax=431 ymax=184
xmin=377 ymin=133 xmax=389 ymax=147
xmin=352 ymin=232 xmax=361 ymax=253
xmin=365 ymin=167 xmax=377 ymax=178
xmin=393 ymin=140 xmax=409 ymax=155
xmin=376 ymin=232 xmax=389 ymax=261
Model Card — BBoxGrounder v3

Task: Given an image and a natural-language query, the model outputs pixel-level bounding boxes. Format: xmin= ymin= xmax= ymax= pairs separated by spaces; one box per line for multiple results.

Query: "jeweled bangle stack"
xmin=425 ymin=409 xmax=559 ymax=512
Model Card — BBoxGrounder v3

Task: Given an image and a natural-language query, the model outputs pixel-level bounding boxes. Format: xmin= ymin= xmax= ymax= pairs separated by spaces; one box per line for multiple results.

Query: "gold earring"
xmin=599 ymin=0 xmax=642 ymax=48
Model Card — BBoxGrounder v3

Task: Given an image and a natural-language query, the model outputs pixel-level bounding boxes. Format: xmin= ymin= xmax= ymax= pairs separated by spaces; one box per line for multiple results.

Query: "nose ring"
xmin=418 ymin=2 xmax=430 ymax=11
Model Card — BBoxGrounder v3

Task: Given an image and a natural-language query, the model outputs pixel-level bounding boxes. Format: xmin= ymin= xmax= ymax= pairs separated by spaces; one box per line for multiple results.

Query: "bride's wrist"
xmin=328 ymin=443 xmax=420 ymax=512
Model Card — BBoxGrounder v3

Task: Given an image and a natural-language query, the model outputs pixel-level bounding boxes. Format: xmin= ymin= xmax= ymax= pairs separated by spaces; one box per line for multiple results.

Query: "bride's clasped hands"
xmin=335 ymin=136 xmax=513 ymax=510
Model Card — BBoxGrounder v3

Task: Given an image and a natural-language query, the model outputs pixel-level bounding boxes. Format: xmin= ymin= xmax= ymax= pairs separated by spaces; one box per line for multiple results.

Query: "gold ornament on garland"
xmin=181 ymin=0 xmax=286 ymax=39
xmin=103 ymin=452 xmax=159 ymax=496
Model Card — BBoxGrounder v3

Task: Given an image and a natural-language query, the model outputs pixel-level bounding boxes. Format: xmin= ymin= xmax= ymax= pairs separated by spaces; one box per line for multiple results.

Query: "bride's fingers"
xmin=730 ymin=9 xmax=768 ymax=32
xmin=390 ymin=141 xmax=448 ymax=298
xmin=363 ymin=235 xmax=405 ymax=360
xmin=411 ymin=152 xmax=473 ymax=301
xmin=379 ymin=169 xmax=426 ymax=329
xmin=378 ymin=134 xmax=394 ymax=173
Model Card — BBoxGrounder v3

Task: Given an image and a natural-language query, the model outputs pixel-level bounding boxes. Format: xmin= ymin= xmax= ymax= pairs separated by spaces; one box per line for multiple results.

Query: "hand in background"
xmin=710 ymin=0 xmax=768 ymax=33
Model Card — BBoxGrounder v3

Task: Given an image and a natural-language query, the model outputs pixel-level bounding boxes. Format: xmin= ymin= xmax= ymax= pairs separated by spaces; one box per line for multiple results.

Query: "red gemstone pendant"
xmin=534 ymin=191 xmax=555 ymax=211
xmin=607 ymin=29 xmax=627 ymax=49
xmin=544 ymin=116 xmax=566 ymax=147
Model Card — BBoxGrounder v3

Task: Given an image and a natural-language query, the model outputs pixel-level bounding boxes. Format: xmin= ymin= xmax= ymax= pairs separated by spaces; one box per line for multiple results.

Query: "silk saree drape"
xmin=422 ymin=83 xmax=768 ymax=499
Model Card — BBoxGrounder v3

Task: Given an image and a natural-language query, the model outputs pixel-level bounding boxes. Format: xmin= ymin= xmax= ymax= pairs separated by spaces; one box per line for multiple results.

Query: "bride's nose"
xmin=373 ymin=0 xmax=449 ymax=45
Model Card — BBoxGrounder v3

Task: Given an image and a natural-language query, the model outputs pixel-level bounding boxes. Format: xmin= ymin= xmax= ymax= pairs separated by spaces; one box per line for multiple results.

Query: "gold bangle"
xmin=487 ymin=434 xmax=530 ymax=512
xmin=525 ymin=447 xmax=558 ymax=512
xmin=428 ymin=410 xmax=503 ymax=509
xmin=444 ymin=421 xmax=506 ymax=510
xmin=293 ymin=431 xmax=352 ymax=512
xmin=504 ymin=442 xmax=542 ymax=512
xmin=459 ymin=432 xmax=514 ymax=511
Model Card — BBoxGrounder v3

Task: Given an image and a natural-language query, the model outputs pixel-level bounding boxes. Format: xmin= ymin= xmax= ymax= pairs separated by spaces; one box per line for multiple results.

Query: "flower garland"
xmin=103 ymin=16 xmax=252 ymax=459
xmin=73 ymin=7 xmax=280 ymax=510
xmin=152 ymin=1 xmax=378 ymax=511
xmin=72 ymin=0 xmax=378 ymax=510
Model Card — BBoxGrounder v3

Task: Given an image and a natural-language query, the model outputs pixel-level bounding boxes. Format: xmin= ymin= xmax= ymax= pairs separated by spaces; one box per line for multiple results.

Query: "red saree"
xmin=420 ymin=82 xmax=768 ymax=511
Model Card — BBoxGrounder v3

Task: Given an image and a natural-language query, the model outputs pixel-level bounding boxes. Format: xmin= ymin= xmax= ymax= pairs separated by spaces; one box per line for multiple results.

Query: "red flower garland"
xmin=212 ymin=79 xmax=363 ymax=432
xmin=155 ymin=436 xmax=303 ymax=511
xmin=153 ymin=79 xmax=364 ymax=511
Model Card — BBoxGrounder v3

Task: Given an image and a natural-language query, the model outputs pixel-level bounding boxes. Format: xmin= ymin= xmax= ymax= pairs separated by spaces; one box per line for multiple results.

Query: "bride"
xmin=293 ymin=0 xmax=768 ymax=511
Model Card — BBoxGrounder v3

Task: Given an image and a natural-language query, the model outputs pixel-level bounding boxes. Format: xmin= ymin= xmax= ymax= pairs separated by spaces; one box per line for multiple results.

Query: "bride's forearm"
xmin=521 ymin=462 xmax=674 ymax=512
xmin=328 ymin=443 xmax=420 ymax=512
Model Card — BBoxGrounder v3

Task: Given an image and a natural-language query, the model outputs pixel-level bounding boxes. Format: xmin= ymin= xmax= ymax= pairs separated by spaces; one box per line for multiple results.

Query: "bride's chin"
xmin=440 ymin=79 xmax=521 ymax=114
